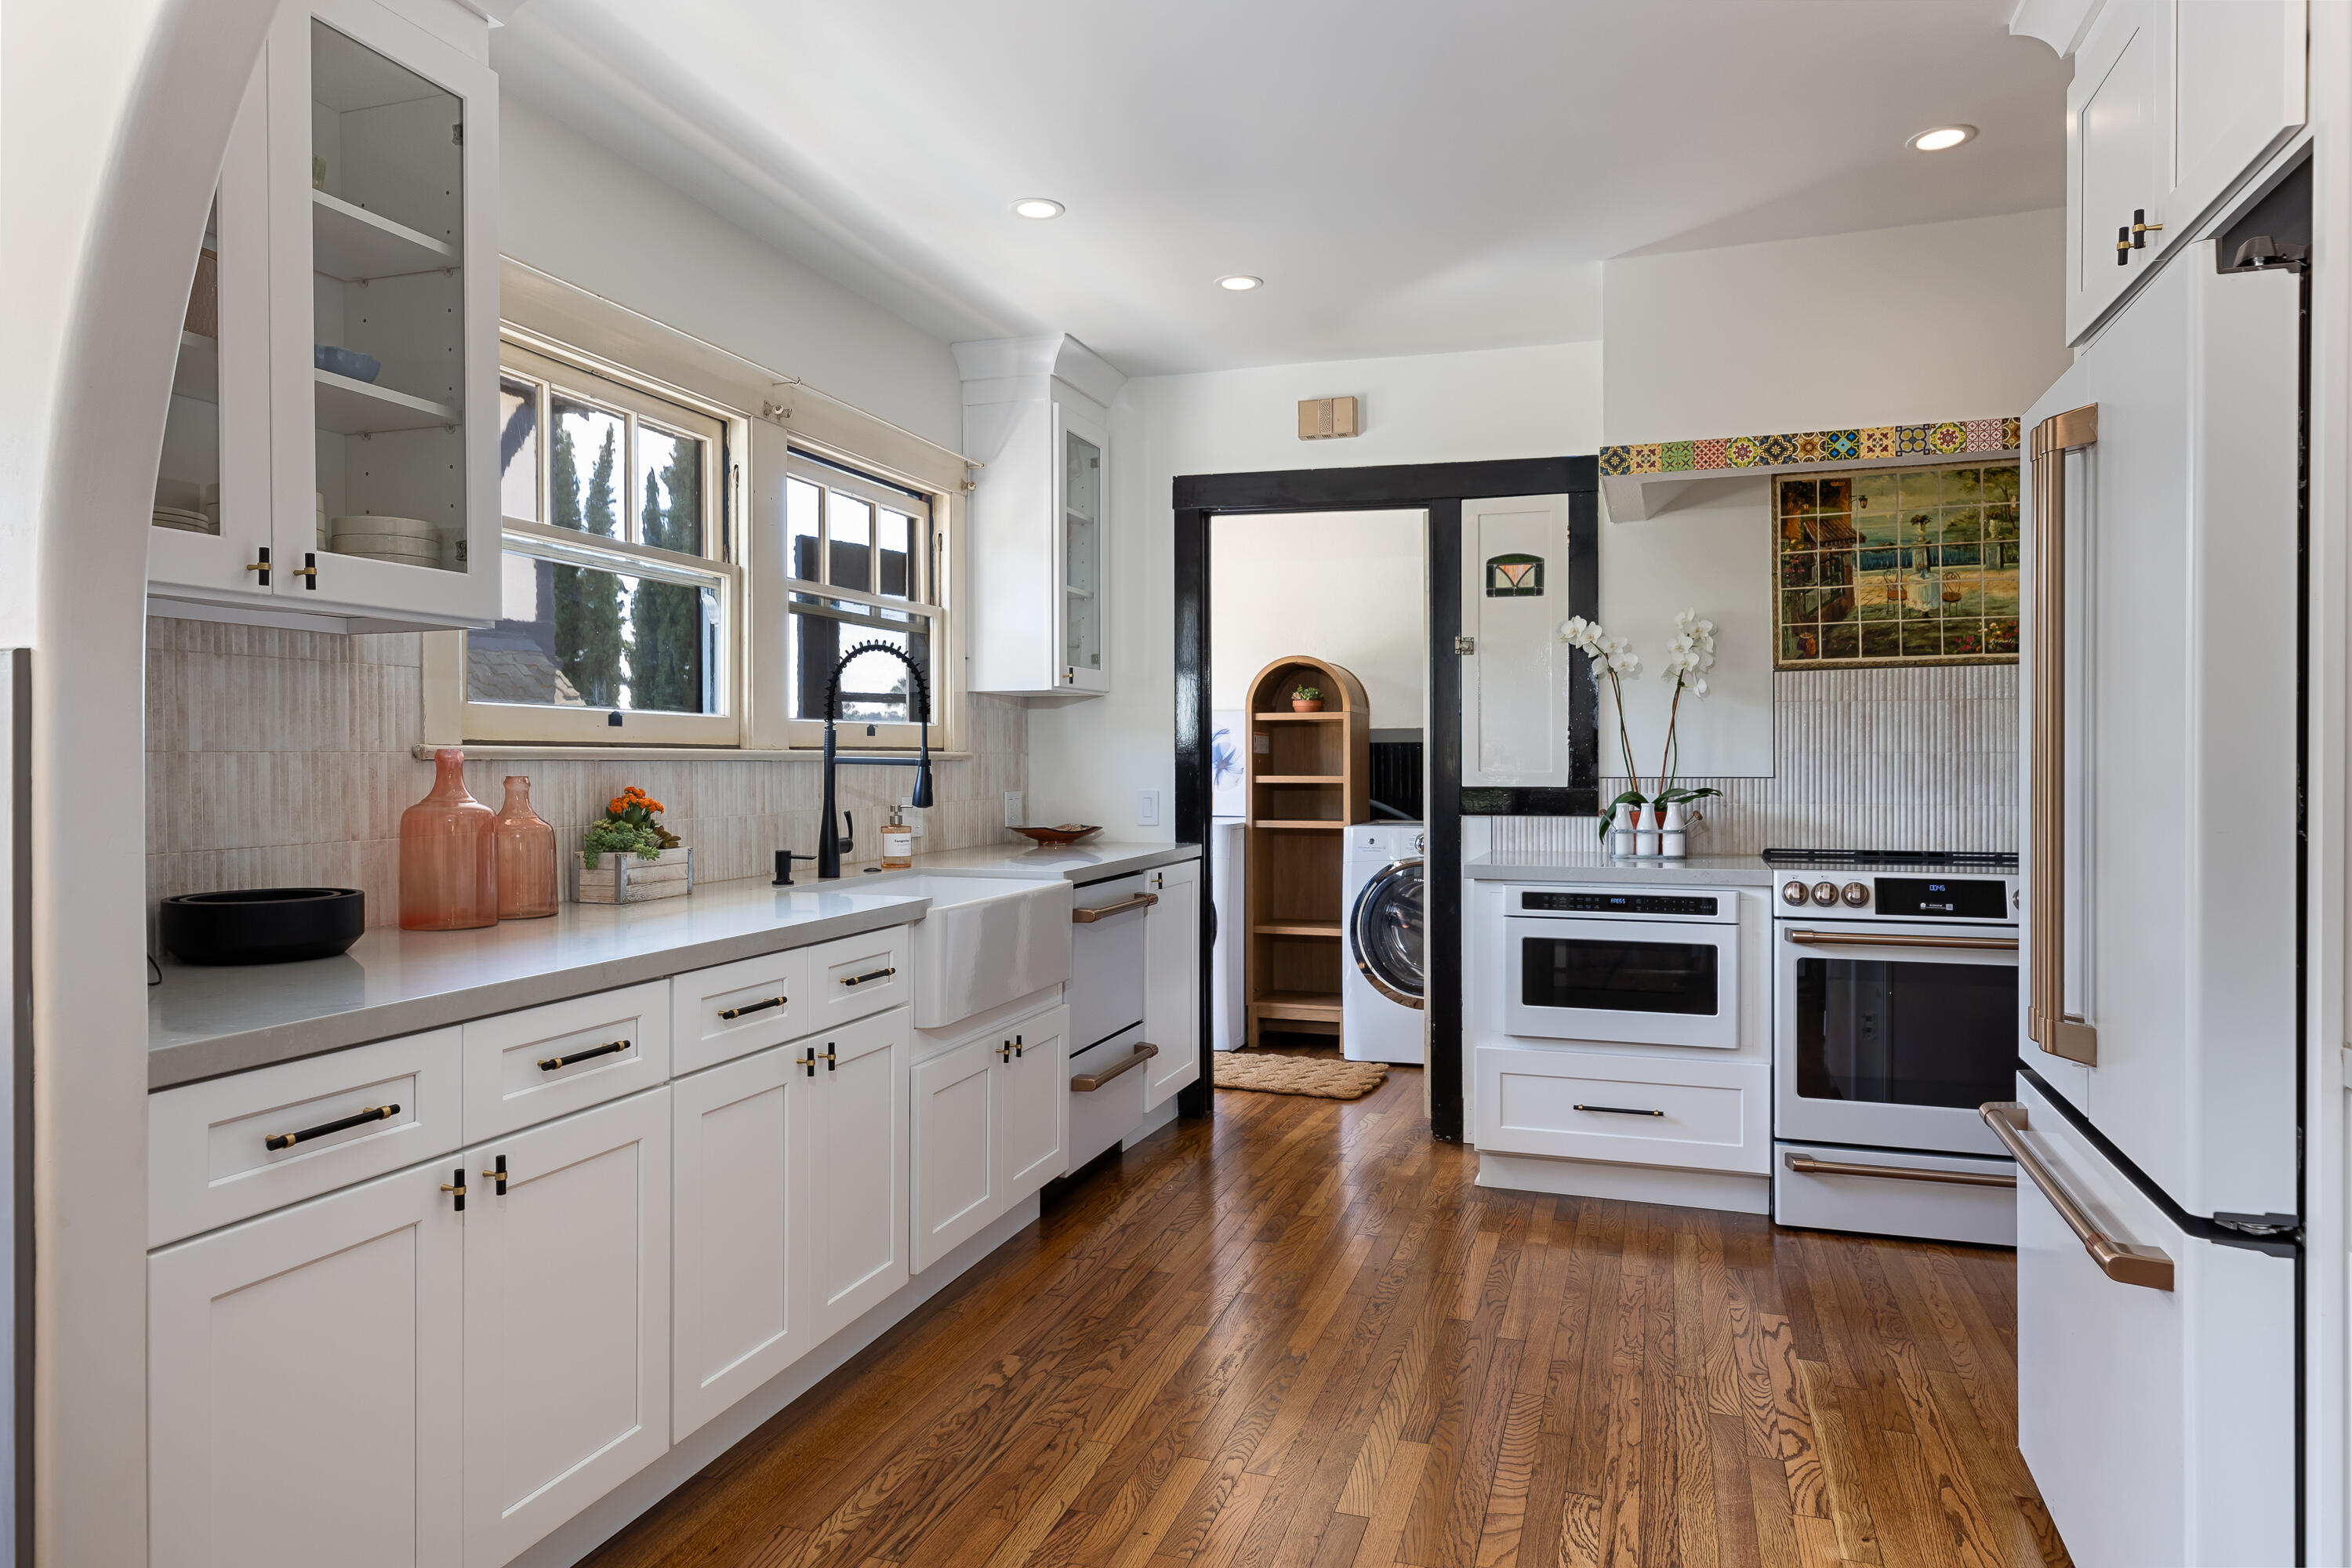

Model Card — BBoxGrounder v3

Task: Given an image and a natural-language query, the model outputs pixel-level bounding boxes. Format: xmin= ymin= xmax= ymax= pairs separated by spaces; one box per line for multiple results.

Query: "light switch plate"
xmin=899 ymin=797 xmax=927 ymax=838
xmin=1004 ymin=792 xmax=1023 ymax=827
xmin=1136 ymin=789 xmax=1160 ymax=827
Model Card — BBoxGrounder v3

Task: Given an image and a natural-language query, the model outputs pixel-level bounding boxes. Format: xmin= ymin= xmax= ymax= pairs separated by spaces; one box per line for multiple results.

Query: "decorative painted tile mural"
xmin=1599 ymin=417 xmax=2020 ymax=477
xmin=1774 ymin=463 xmax=2021 ymax=667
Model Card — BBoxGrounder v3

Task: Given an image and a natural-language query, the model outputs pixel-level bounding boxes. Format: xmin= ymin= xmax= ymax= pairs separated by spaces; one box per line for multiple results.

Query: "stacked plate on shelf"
xmin=330 ymin=514 xmax=440 ymax=568
xmin=151 ymin=506 xmax=210 ymax=534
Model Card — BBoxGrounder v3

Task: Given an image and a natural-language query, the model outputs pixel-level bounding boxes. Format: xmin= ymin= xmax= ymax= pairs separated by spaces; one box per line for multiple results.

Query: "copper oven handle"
xmin=1980 ymin=1102 xmax=2172 ymax=1290
xmin=1783 ymin=1152 xmax=2016 ymax=1189
xmin=1070 ymin=1042 xmax=1157 ymax=1091
xmin=2027 ymin=405 xmax=2100 ymax=1065
xmin=1782 ymin=928 xmax=2018 ymax=952
xmin=1073 ymin=893 xmax=1158 ymax=924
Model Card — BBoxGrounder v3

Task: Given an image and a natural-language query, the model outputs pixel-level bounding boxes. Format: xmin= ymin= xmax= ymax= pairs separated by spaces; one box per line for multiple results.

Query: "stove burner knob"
xmin=1781 ymin=880 xmax=1809 ymax=906
xmin=1842 ymin=881 xmax=1870 ymax=907
xmin=1811 ymin=880 xmax=1839 ymax=906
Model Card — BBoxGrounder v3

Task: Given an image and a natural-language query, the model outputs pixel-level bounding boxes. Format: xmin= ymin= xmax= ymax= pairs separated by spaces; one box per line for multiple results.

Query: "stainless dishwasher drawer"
xmin=1069 ymin=873 xmax=1150 ymax=1051
xmin=1069 ymin=1023 xmax=1152 ymax=1170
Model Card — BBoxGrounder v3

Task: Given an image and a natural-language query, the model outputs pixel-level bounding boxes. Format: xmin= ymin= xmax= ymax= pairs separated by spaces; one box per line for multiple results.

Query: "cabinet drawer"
xmin=804 ymin=925 xmax=912 ymax=1030
xmin=1474 ymin=1046 xmax=1767 ymax=1174
xmin=673 ymin=948 xmax=810 ymax=1076
xmin=464 ymin=982 xmax=670 ymax=1141
xmin=149 ymin=1029 xmax=463 ymax=1248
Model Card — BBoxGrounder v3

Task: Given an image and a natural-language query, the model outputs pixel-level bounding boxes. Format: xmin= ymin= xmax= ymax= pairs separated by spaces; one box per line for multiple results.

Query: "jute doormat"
xmin=1213 ymin=1052 xmax=1388 ymax=1100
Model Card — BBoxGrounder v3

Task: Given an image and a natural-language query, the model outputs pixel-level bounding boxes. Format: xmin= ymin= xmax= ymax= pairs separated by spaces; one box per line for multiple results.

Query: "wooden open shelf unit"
xmin=1243 ymin=655 xmax=1370 ymax=1047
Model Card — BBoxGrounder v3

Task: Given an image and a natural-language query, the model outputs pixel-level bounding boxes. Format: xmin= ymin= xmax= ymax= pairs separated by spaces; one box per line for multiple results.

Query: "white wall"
xmin=1210 ymin=511 xmax=1425 ymax=731
xmin=499 ymin=97 xmax=964 ymax=450
xmin=1592 ymin=209 xmax=2071 ymax=777
xmin=1025 ymin=342 xmax=1605 ymax=836
xmin=1602 ymin=208 xmax=2074 ymax=441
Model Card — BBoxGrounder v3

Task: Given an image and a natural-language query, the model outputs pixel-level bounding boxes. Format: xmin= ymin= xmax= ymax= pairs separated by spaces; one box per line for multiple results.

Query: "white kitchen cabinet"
xmin=798 ymin=1007 xmax=909 ymax=1343
xmin=150 ymin=1160 xmax=464 ymax=1568
xmin=462 ymin=1087 xmax=671 ymax=1568
xmin=910 ymin=1002 xmax=1069 ymax=1274
xmin=1142 ymin=861 xmax=1201 ymax=1109
xmin=149 ymin=0 xmax=501 ymax=631
xmin=2058 ymin=0 xmax=2304 ymax=342
xmin=956 ymin=333 xmax=1126 ymax=695
xmin=671 ymin=1044 xmax=800 ymax=1441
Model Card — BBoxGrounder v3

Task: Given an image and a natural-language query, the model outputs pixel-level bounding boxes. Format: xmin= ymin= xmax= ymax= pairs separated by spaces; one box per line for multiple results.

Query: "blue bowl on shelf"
xmin=314 ymin=344 xmax=380 ymax=383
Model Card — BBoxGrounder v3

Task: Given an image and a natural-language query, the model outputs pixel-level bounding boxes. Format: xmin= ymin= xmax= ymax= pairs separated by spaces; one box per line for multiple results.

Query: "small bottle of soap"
xmin=880 ymin=804 xmax=913 ymax=869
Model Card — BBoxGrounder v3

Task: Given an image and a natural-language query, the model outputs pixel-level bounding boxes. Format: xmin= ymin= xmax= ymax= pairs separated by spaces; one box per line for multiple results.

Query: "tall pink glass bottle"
xmin=400 ymin=748 xmax=498 ymax=931
xmin=492 ymin=775 xmax=558 ymax=920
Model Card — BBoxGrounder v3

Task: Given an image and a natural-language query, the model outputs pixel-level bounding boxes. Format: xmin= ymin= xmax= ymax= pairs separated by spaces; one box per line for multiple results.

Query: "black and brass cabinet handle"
xmin=996 ymin=1040 xmax=1012 ymax=1062
xmin=822 ymin=1044 xmax=837 ymax=1072
xmin=840 ymin=966 xmax=898 ymax=988
xmin=441 ymin=1167 xmax=467 ymax=1211
xmin=802 ymin=1046 xmax=818 ymax=1078
xmin=1573 ymin=1103 xmax=1664 ymax=1118
xmin=2131 ymin=207 xmax=2163 ymax=249
xmin=288 ymin=551 xmax=318 ymax=588
xmin=264 ymin=1102 xmax=399 ymax=1151
xmin=1013 ymin=1033 xmax=1024 ymax=1059
xmin=482 ymin=1154 xmax=507 ymax=1196
xmin=245 ymin=546 xmax=270 ymax=585
xmin=538 ymin=1038 xmax=629 ymax=1072
xmin=2116 ymin=223 xmax=2132 ymax=264
xmin=718 ymin=995 xmax=788 ymax=1021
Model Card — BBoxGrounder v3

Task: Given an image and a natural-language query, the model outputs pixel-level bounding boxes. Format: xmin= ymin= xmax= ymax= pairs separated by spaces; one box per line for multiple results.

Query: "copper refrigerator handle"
xmin=1980 ymin=1102 xmax=2172 ymax=1290
xmin=2027 ymin=405 xmax=2100 ymax=1065
xmin=1781 ymin=929 xmax=2018 ymax=952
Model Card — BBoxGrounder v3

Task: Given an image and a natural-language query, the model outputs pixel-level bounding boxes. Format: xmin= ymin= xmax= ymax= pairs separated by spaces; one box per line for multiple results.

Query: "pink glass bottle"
xmin=492 ymin=775 xmax=558 ymax=920
xmin=400 ymin=748 xmax=498 ymax=931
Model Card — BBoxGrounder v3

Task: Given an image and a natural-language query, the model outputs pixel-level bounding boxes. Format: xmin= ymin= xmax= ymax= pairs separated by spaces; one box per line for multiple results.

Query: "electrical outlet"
xmin=899 ymin=797 xmax=927 ymax=838
xmin=1137 ymin=789 xmax=1160 ymax=827
xmin=1004 ymin=792 xmax=1024 ymax=827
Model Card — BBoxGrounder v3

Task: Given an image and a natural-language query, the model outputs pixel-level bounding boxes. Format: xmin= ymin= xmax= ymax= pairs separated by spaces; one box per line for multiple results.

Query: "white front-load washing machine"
xmin=1342 ymin=823 xmax=1425 ymax=1063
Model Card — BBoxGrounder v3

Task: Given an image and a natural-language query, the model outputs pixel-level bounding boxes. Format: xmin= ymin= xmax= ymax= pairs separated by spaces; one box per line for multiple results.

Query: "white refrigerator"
xmin=2009 ymin=241 xmax=2302 ymax=1565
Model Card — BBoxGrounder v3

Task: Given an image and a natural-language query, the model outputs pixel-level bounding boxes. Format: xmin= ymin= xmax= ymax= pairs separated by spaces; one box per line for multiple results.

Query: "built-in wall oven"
xmin=1766 ymin=851 xmax=2020 ymax=1245
xmin=1504 ymin=888 xmax=1741 ymax=1051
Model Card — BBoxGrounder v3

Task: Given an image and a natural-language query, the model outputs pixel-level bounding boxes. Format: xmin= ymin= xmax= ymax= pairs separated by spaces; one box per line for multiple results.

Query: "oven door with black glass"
xmin=1503 ymin=894 xmax=1740 ymax=1051
xmin=1773 ymin=920 xmax=2016 ymax=1156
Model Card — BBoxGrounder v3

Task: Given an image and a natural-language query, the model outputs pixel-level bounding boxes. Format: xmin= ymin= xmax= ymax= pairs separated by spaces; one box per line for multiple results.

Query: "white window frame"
xmin=778 ymin=448 xmax=949 ymax=752
xmin=461 ymin=336 xmax=743 ymax=746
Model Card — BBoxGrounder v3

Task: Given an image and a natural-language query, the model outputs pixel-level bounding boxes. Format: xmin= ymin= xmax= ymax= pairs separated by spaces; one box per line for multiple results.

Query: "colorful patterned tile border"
xmin=1603 ymin=416 xmax=2021 ymax=481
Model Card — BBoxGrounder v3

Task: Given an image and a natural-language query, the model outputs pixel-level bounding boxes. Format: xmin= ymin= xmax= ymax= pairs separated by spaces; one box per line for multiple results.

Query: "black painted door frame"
xmin=1171 ymin=458 xmax=1599 ymax=1141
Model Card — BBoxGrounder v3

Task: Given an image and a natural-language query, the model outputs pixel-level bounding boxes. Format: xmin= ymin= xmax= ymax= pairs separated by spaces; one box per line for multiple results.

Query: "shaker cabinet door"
xmin=462 ymin=1088 xmax=671 ymax=1567
xmin=995 ymin=1006 xmax=1071 ymax=1207
xmin=797 ymin=1007 xmax=910 ymax=1342
xmin=1143 ymin=862 xmax=1202 ymax=1109
xmin=910 ymin=1036 xmax=1000 ymax=1274
xmin=150 ymin=1160 xmax=464 ymax=1568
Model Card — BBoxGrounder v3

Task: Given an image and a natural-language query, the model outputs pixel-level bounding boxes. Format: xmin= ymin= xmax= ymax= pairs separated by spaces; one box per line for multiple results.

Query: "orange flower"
xmin=608 ymin=797 xmax=626 ymax=814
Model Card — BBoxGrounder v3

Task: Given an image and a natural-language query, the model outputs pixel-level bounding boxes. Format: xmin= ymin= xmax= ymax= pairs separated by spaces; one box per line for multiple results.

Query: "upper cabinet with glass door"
xmin=147 ymin=0 xmax=499 ymax=631
xmin=956 ymin=334 xmax=1125 ymax=696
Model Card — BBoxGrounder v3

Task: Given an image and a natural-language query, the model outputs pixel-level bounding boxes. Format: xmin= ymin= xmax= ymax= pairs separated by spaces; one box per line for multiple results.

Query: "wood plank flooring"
xmin=583 ymin=1064 xmax=2070 ymax=1568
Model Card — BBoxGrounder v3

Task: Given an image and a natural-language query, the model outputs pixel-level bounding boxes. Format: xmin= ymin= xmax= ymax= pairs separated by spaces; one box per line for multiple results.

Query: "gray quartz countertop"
xmin=873 ymin=839 xmax=1201 ymax=883
xmin=1461 ymin=851 xmax=1775 ymax=887
xmin=149 ymin=878 xmax=933 ymax=1091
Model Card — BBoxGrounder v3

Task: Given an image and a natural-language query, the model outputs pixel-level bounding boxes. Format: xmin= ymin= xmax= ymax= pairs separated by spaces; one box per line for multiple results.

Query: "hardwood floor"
xmin=584 ymin=1065 xmax=2071 ymax=1568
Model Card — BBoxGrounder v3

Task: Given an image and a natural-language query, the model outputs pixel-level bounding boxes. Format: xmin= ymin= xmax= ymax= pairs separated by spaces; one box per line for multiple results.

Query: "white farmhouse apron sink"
xmin=864 ymin=874 xmax=1074 ymax=1029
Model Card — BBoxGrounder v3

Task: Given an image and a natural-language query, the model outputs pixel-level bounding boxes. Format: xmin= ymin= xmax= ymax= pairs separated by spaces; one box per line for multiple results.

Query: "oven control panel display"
xmin=1519 ymin=891 xmax=1719 ymax=916
xmin=1874 ymin=877 xmax=2008 ymax=919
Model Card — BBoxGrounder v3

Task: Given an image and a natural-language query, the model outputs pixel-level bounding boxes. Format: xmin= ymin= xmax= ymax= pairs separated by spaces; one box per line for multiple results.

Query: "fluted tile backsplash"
xmin=145 ymin=617 xmax=1029 ymax=928
xmin=1490 ymin=664 xmax=2016 ymax=857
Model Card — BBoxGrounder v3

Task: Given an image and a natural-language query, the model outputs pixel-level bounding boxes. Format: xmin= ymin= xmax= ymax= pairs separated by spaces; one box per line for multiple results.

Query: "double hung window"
xmin=782 ymin=451 xmax=942 ymax=748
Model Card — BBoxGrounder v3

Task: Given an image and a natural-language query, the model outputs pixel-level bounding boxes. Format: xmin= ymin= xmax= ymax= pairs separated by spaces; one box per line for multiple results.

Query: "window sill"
xmin=413 ymin=743 xmax=975 ymax=763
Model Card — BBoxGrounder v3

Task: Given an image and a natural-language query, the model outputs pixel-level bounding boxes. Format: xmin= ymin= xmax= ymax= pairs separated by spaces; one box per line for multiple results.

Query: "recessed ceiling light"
xmin=1012 ymin=198 xmax=1064 ymax=220
xmin=1217 ymin=274 xmax=1264 ymax=292
xmin=1908 ymin=125 xmax=1977 ymax=152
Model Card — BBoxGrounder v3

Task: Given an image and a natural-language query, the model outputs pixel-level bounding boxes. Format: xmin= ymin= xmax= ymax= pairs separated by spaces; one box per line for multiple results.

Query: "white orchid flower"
xmin=1693 ymin=677 xmax=1708 ymax=696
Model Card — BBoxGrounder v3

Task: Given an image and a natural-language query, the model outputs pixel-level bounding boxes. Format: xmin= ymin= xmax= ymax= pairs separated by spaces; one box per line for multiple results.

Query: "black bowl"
xmin=159 ymin=887 xmax=366 ymax=966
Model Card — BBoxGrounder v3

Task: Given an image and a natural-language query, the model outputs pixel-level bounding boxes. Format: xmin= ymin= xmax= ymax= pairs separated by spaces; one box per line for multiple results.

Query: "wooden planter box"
xmin=572 ymin=846 xmax=693 ymax=905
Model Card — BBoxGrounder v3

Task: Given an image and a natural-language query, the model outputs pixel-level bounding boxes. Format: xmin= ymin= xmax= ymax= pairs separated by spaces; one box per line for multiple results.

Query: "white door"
xmin=2067 ymin=0 xmax=2171 ymax=338
xmin=2005 ymin=1077 xmax=2291 ymax=1565
xmin=672 ymin=1046 xmax=799 ymax=1441
xmin=2170 ymin=0 xmax=2304 ymax=245
xmin=1459 ymin=495 xmax=1572 ymax=786
xmin=462 ymin=1089 xmax=671 ymax=1567
xmin=150 ymin=1160 xmax=463 ymax=1568
xmin=798 ymin=1007 xmax=909 ymax=1342
xmin=996 ymin=1006 xmax=1071 ymax=1203
xmin=2021 ymin=247 xmax=2299 ymax=1218
xmin=1142 ymin=862 xmax=1200 ymax=1109
xmin=909 ymin=1036 xmax=999 ymax=1274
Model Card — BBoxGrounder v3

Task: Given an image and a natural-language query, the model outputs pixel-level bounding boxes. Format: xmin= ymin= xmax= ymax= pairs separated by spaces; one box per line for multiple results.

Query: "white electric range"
xmin=1762 ymin=848 xmax=2021 ymax=1246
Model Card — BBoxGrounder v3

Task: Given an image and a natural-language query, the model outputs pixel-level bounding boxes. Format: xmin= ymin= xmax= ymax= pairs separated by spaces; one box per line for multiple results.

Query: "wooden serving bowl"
xmin=1011 ymin=824 xmax=1102 ymax=847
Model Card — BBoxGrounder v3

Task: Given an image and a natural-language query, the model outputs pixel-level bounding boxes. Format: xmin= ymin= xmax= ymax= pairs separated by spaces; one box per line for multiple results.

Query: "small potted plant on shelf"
xmin=574 ymin=786 xmax=694 ymax=904
xmin=1290 ymin=684 xmax=1323 ymax=713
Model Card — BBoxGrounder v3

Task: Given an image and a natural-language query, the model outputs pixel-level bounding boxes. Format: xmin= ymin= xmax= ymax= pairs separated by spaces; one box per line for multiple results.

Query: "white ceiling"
xmin=488 ymin=1 xmax=2067 ymax=378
